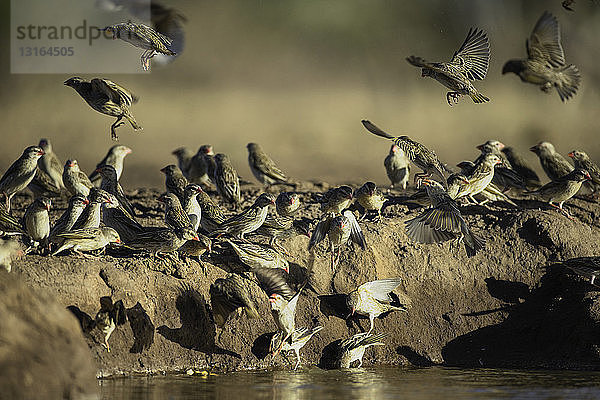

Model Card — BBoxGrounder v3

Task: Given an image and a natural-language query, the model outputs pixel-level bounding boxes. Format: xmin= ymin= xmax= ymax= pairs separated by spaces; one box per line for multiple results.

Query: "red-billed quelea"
xmin=213 ymin=193 xmax=275 ymax=240
xmin=49 ymin=195 xmax=89 ymax=241
xmin=24 ymin=197 xmax=51 ymax=249
xmin=225 ymin=239 xmax=289 ymax=273
xmin=270 ymin=326 xmax=323 ymax=370
xmin=89 ymin=145 xmax=132 ymax=186
xmin=318 ymin=185 xmax=353 ymax=215
xmin=63 ymin=159 xmax=93 ymax=197
xmin=160 ymin=164 xmax=188 ymax=204
xmin=247 ymin=143 xmax=290 ymax=186
xmin=335 ymin=332 xmax=386 ymax=369
xmin=530 ymin=141 xmax=573 ymax=182
xmin=52 ymin=227 xmax=121 ymax=257
xmin=407 ymin=27 xmax=490 ymax=105
xmin=72 ymin=188 xmax=116 ymax=230
xmin=64 ymin=77 xmax=141 ymax=140
xmin=94 ymin=296 xmax=127 ymax=352
xmin=213 ymin=154 xmax=241 ymax=208
xmin=355 ymin=181 xmax=386 ymax=220
xmin=0 ymin=146 xmax=44 ymax=211
xmin=524 ymin=169 xmax=591 ymax=218
xmin=210 ymin=273 xmax=258 ymax=329
xmin=346 ymin=278 xmax=408 ymax=333
xmin=502 ymin=11 xmax=580 ymax=102
xmin=362 ymin=120 xmax=451 ymax=187
xmin=384 ymin=144 xmax=410 ymax=190
xmin=568 ymin=150 xmax=600 ymax=196
xmin=37 ymin=139 xmax=64 ymax=190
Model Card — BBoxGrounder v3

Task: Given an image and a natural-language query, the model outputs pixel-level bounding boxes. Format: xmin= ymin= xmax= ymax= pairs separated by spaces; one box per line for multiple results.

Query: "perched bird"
xmin=355 ymin=181 xmax=386 ymax=220
xmin=362 ymin=120 xmax=451 ymax=187
xmin=23 ymin=197 xmax=51 ymax=248
xmin=524 ymin=168 xmax=591 ymax=218
xmin=335 ymin=332 xmax=386 ymax=369
xmin=213 ymin=153 xmax=241 ymax=208
xmin=213 ymin=193 xmax=275 ymax=239
xmin=254 ymin=216 xmax=310 ymax=252
xmin=27 ymin=167 xmax=62 ymax=199
xmin=101 ymin=21 xmax=176 ymax=70
xmin=181 ymin=184 xmax=203 ymax=231
xmin=275 ymin=192 xmax=301 ymax=217
xmin=318 ymin=185 xmax=354 ymax=215
xmin=475 ymin=142 xmax=527 ymax=191
xmin=474 ymin=140 xmax=511 ymax=167
xmin=160 ymin=164 xmax=188 ymax=204
xmin=187 ymin=145 xmax=214 ymax=185
xmin=159 ymin=192 xmax=192 ymax=231
xmin=64 ymin=77 xmax=141 ymax=140
xmin=63 ymin=159 xmax=93 ymax=197
xmin=37 ymin=138 xmax=64 ymax=190
xmin=0 ymin=146 xmax=44 ymax=211
xmin=346 ymin=278 xmax=408 ymax=333
xmin=89 ymin=145 xmax=132 ymax=186
xmin=563 ymin=256 xmax=600 ymax=285
xmin=209 ymin=274 xmax=258 ymax=328
xmin=178 ymin=233 xmax=212 ymax=264
xmin=96 ymin=164 xmax=136 ymax=218
xmin=196 ymin=189 xmax=226 ymax=233
xmin=0 ymin=239 xmax=24 ymax=272
xmin=52 ymin=227 xmax=121 ymax=257
xmin=72 ymin=188 xmax=116 ymax=230
xmin=461 ymin=154 xmax=503 ymax=204
xmin=502 ymin=11 xmax=580 ymax=102
xmin=225 ymin=239 xmax=289 ymax=272
xmin=171 ymin=147 xmax=194 ymax=178
xmin=568 ymin=150 xmax=600 ymax=195
xmin=406 ymin=27 xmax=490 ymax=105
xmin=102 ymin=201 xmax=144 ymax=244
xmin=270 ymin=326 xmax=323 ymax=370
xmin=247 ymin=143 xmax=290 ymax=186
xmin=384 ymin=144 xmax=410 ymax=190
xmin=309 ymin=210 xmax=366 ymax=270
xmin=530 ymin=141 xmax=573 ymax=181
xmin=502 ymin=146 xmax=540 ymax=187
xmin=127 ymin=226 xmax=198 ymax=258
xmin=405 ymin=179 xmax=485 ymax=257
xmin=94 ymin=296 xmax=127 ymax=352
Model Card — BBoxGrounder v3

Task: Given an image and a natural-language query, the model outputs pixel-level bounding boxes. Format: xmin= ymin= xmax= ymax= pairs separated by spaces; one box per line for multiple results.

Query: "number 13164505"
xmin=19 ymin=46 xmax=74 ymax=56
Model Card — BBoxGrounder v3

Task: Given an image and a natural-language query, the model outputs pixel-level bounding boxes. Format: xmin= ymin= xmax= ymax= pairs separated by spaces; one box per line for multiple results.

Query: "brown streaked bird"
xmin=178 ymin=233 xmax=212 ymax=264
xmin=102 ymin=21 xmax=176 ymax=70
xmin=64 ymin=77 xmax=141 ymax=140
xmin=318 ymin=185 xmax=354 ymax=215
xmin=524 ymin=168 xmax=591 ymax=218
xmin=63 ymin=159 xmax=93 ymax=197
xmin=225 ymin=239 xmax=289 ymax=272
xmin=254 ymin=216 xmax=311 ymax=253
xmin=563 ymin=256 xmax=600 ymax=286
xmin=159 ymin=192 xmax=192 ymax=231
xmin=89 ymin=145 xmax=132 ymax=186
xmin=355 ymin=181 xmax=386 ymax=220
xmin=28 ymin=166 xmax=62 ymax=199
xmin=181 ymin=184 xmax=203 ymax=231
xmin=23 ymin=197 xmax=51 ymax=249
xmin=210 ymin=274 xmax=259 ymax=329
xmin=362 ymin=120 xmax=451 ymax=187
xmin=213 ymin=153 xmax=241 ymax=208
xmin=52 ymin=226 xmax=121 ymax=257
xmin=461 ymin=154 xmax=503 ymax=204
xmin=406 ymin=27 xmax=490 ymax=105
xmin=335 ymin=332 xmax=386 ymax=369
xmin=37 ymin=138 xmax=64 ymax=190
xmin=270 ymin=325 xmax=323 ymax=371
xmin=171 ymin=147 xmax=194 ymax=178
xmin=102 ymin=200 xmax=144 ymax=244
xmin=94 ymin=296 xmax=127 ymax=352
xmin=309 ymin=210 xmax=366 ymax=270
xmin=405 ymin=179 xmax=485 ymax=257
xmin=474 ymin=140 xmax=511 ymax=167
xmin=72 ymin=188 xmax=116 ymax=230
xmin=276 ymin=192 xmax=301 ymax=217
xmin=346 ymin=278 xmax=408 ymax=334
xmin=196 ymin=189 xmax=226 ymax=233
xmin=160 ymin=164 xmax=188 ymax=204
xmin=475 ymin=142 xmax=527 ymax=191
xmin=568 ymin=150 xmax=600 ymax=195
xmin=213 ymin=193 xmax=275 ymax=239
xmin=128 ymin=226 xmax=198 ymax=258
xmin=0 ymin=146 xmax=44 ymax=211
xmin=247 ymin=143 xmax=290 ymax=186
xmin=502 ymin=146 xmax=540 ymax=187
xmin=96 ymin=164 xmax=136 ymax=219
xmin=530 ymin=141 xmax=573 ymax=182
xmin=384 ymin=144 xmax=410 ymax=190
xmin=503 ymin=11 xmax=580 ymax=102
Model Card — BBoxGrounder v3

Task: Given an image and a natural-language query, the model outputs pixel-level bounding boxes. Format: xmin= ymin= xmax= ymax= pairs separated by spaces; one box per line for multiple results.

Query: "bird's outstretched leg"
xmin=550 ymin=201 xmax=574 ymax=220
xmin=293 ymin=351 xmax=301 ymax=371
xmin=103 ymin=335 xmax=111 ymax=352
xmin=446 ymin=92 xmax=461 ymax=106
xmin=110 ymin=116 xmax=124 ymax=141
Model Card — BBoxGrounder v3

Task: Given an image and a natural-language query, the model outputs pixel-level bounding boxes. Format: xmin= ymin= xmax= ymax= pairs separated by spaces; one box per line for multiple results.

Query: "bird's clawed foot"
xmin=446 ymin=92 xmax=461 ymax=106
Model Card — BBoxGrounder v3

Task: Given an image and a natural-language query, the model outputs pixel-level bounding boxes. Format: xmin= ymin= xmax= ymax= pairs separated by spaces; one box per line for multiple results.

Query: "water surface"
xmin=100 ymin=367 xmax=600 ymax=399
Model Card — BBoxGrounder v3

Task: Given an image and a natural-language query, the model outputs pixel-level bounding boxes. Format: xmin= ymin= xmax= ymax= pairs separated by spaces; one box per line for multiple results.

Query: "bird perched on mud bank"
xmin=210 ymin=274 xmax=258 ymax=328
xmin=213 ymin=154 xmax=241 ymax=208
xmin=64 ymin=77 xmax=142 ymax=140
xmin=0 ymin=146 xmax=44 ymax=211
xmin=247 ymin=143 xmax=291 ymax=186
xmin=502 ymin=11 xmax=580 ymax=102
xmin=568 ymin=150 xmax=600 ymax=195
xmin=160 ymin=165 xmax=188 ymax=204
xmin=318 ymin=185 xmax=354 ymax=215
xmin=407 ymin=27 xmax=490 ymax=105
xmin=213 ymin=193 xmax=275 ymax=240
xmin=52 ymin=227 xmax=121 ymax=257
xmin=355 ymin=181 xmax=386 ymax=220
xmin=89 ymin=145 xmax=132 ymax=186
xmin=63 ymin=159 xmax=93 ymax=198
xmin=530 ymin=141 xmax=573 ymax=182
xmin=23 ymin=197 xmax=51 ymax=250
xmin=362 ymin=120 xmax=451 ymax=187
xmin=94 ymin=296 xmax=127 ymax=352
xmin=524 ymin=169 xmax=591 ymax=218
xmin=37 ymin=139 xmax=64 ymax=190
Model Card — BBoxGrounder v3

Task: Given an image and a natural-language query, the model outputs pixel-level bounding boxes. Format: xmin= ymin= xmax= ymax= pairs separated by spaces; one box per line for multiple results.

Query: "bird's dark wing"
xmin=343 ymin=210 xmax=366 ymax=250
xmin=126 ymin=302 xmax=155 ymax=353
xmin=66 ymin=305 xmax=95 ymax=333
xmin=91 ymin=78 xmax=136 ymax=106
xmin=526 ymin=11 xmax=565 ymax=67
xmin=253 ymin=267 xmax=294 ymax=301
xmin=449 ymin=27 xmax=490 ymax=81
xmin=113 ymin=299 xmax=127 ymax=326
xmin=210 ymin=276 xmax=251 ymax=327
xmin=361 ymin=120 xmax=395 ymax=140
xmin=308 ymin=216 xmax=330 ymax=250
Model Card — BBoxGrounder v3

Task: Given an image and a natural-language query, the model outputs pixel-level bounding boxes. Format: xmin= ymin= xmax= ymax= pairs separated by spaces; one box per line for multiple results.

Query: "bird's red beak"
xmin=192 ymin=235 xmax=199 ymax=241
xmin=476 ymin=144 xmax=483 ymax=151
xmin=495 ymin=160 xmax=502 ymax=165
xmin=83 ymin=199 xmax=90 ymax=205
xmin=37 ymin=150 xmax=45 ymax=156
xmin=125 ymin=148 xmax=132 ymax=154
xmin=567 ymin=152 xmax=574 ymax=158
xmin=351 ymin=307 xmax=355 ymax=315
xmin=585 ymin=173 xmax=592 ymax=181
xmin=115 ymin=238 xmax=121 ymax=244
xmin=497 ymin=142 xmax=506 ymax=150
xmin=45 ymin=204 xmax=51 ymax=211
xmin=67 ymin=162 xmax=75 ymax=167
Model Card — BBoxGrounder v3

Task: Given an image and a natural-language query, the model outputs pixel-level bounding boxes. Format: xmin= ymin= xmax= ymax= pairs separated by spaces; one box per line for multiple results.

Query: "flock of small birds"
xmin=1 ymin=5 xmax=600 ymax=370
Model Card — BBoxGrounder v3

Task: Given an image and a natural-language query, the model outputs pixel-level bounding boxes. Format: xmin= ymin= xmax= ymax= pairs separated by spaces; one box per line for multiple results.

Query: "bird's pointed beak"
xmin=37 ymin=150 xmax=45 ymax=156
xmin=83 ymin=199 xmax=90 ymax=205
xmin=568 ymin=152 xmax=574 ymax=158
xmin=529 ymin=146 xmax=537 ymax=152
xmin=192 ymin=235 xmax=200 ymax=241
xmin=476 ymin=144 xmax=483 ymax=151
xmin=115 ymin=239 xmax=121 ymax=244
xmin=497 ymin=142 xmax=506 ymax=150
xmin=125 ymin=148 xmax=132 ymax=154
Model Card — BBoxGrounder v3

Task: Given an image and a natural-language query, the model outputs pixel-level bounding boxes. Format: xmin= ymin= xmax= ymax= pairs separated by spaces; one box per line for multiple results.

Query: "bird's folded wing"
xmin=253 ymin=153 xmax=287 ymax=181
xmin=527 ymin=11 xmax=565 ymax=67
xmin=449 ymin=27 xmax=489 ymax=81
xmin=359 ymin=278 xmax=403 ymax=303
xmin=91 ymin=78 xmax=136 ymax=106
xmin=56 ymin=228 xmax=98 ymax=240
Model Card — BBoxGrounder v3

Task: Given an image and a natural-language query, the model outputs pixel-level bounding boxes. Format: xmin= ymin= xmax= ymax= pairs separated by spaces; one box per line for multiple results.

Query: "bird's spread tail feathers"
xmin=464 ymin=231 xmax=485 ymax=257
xmin=556 ymin=65 xmax=581 ymax=102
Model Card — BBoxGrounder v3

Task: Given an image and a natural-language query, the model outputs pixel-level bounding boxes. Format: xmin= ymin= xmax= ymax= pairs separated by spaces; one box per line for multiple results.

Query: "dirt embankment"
xmin=5 ymin=184 xmax=600 ymax=378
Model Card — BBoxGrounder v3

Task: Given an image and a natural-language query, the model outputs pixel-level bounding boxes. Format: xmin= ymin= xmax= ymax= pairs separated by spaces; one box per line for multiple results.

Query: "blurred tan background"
xmin=1 ymin=0 xmax=600 ymax=189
